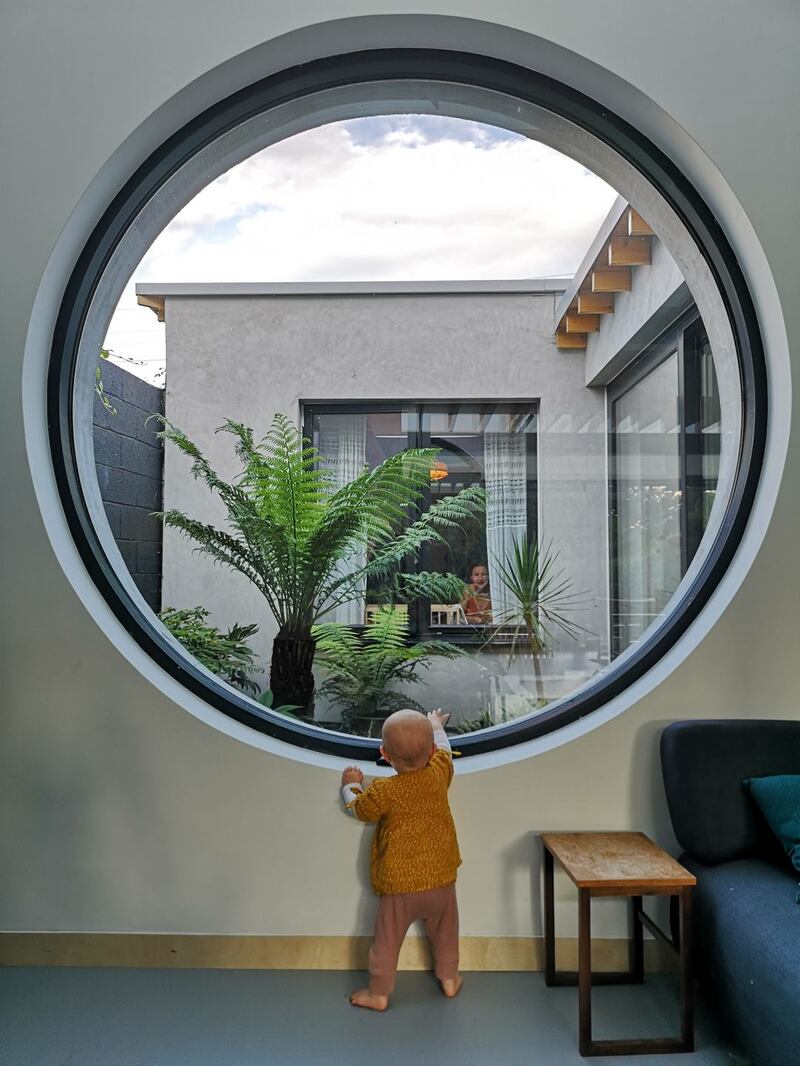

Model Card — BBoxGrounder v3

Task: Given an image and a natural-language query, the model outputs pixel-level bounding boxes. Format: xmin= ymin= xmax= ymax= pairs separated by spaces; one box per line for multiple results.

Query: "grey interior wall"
xmin=1 ymin=3 xmax=798 ymax=941
xmin=160 ymin=290 xmax=608 ymax=710
xmin=93 ymin=361 xmax=164 ymax=612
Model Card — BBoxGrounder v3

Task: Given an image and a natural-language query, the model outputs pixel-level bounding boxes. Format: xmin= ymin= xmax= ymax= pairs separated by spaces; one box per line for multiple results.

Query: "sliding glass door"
xmin=611 ymin=352 xmax=682 ymax=654
xmin=609 ymin=314 xmax=720 ymax=656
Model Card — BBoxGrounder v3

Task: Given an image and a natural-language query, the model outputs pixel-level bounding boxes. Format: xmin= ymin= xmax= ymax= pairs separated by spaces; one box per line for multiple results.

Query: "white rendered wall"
xmin=3 ymin=3 xmax=798 ymax=943
xmin=159 ymin=289 xmax=607 ymax=713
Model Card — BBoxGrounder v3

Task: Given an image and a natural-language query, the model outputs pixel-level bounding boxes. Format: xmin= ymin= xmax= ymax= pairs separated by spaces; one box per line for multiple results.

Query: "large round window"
xmin=50 ymin=50 xmax=765 ymax=759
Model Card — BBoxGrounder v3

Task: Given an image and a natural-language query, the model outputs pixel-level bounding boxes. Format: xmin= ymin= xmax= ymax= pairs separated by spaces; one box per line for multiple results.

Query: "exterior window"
xmin=609 ymin=315 xmax=720 ymax=656
xmin=306 ymin=402 xmax=537 ymax=639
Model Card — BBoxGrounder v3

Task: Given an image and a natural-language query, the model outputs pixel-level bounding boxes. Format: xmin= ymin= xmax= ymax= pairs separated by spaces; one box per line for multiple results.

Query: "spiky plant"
xmin=157 ymin=414 xmax=484 ymax=712
xmin=452 ymin=708 xmax=496 ymax=735
xmin=485 ymin=534 xmax=588 ymax=702
xmin=314 ymin=606 xmax=464 ymax=736
xmin=159 ymin=606 xmax=260 ymax=695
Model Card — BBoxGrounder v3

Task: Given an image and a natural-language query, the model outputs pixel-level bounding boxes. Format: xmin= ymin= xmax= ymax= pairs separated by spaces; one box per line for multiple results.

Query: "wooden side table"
xmin=541 ymin=831 xmax=696 ymax=1057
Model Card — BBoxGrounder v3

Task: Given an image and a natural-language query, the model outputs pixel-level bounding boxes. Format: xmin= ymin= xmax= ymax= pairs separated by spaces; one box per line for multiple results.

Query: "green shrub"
xmin=314 ymin=606 xmax=463 ymax=736
xmin=159 ymin=606 xmax=259 ymax=695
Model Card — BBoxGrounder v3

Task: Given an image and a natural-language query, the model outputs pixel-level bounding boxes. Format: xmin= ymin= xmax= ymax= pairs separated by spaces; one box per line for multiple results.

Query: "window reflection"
xmin=610 ymin=317 xmax=720 ymax=656
xmin=611 ymin=353 xmax=682 ymax=653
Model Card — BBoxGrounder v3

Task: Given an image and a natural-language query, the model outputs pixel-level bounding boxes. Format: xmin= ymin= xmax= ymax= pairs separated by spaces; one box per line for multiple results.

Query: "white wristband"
xmin=433 ymin=727 xmax=452 ymax=752
xmin=341 ymin=783 xmax=363 ymax=808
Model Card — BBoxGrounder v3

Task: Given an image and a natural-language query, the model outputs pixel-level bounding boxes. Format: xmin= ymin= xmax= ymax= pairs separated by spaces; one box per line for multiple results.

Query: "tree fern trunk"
xmin=270 ymin=630 xmax=317 ymax=714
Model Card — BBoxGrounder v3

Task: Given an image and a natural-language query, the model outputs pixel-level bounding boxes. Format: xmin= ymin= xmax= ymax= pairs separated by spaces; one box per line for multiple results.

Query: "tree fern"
xmin=156 ymin=413 xmax=484 ymax=711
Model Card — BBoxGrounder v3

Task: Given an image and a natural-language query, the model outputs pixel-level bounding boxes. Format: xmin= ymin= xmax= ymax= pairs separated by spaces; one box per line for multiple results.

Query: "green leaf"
xmin=255 ymin=689 xmax=303 ymax=714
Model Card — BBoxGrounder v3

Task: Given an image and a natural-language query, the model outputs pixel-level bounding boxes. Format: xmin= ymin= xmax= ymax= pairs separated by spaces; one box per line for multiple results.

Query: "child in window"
xmin=461 ymin=563 xmax=493 ymax=624
xmin=340 ymin=708 xmax=462 ymax=1011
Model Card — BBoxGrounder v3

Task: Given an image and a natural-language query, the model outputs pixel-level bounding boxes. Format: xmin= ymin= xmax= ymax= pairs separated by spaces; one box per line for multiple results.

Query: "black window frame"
xmin=682 ymin=318 xmax=722 ymax=564
xmin=608 ymin=308 xmax=720 ymax=657
xmin=303 ymin=398 xmax=539 ymax=646
xmin=46 ymin=49 xmax=767 ymax=760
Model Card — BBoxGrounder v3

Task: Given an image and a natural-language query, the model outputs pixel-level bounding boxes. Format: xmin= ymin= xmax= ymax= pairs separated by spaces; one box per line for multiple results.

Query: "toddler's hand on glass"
xmin=342 ymin=766 xmax=364 ymax=787
xmin=428 ymin=709 xmax=451 ymax=729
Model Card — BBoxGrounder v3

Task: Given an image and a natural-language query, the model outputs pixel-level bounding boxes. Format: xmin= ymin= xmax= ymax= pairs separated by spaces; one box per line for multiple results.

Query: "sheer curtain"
xmin=483 ymin=432 xmax=528 ymax=619
xmin=317 ymin=414 xmax=368 ymax=624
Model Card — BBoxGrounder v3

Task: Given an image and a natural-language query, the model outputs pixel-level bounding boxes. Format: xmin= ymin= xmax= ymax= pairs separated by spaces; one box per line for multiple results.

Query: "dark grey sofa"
xmin=661 ymin=720 xmax=800 ymax=1066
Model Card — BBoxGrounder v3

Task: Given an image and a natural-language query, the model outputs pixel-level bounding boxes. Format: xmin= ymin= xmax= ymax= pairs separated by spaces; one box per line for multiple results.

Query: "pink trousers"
xmin=369 ymin=882 xmax=459 ymax=996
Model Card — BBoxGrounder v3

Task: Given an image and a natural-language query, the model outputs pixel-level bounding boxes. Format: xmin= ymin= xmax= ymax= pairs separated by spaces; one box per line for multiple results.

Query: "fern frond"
xmin=159 ymin=415 xmax=486 ymax=703
xmin=312 ymin=606 xmax=461 ymax=730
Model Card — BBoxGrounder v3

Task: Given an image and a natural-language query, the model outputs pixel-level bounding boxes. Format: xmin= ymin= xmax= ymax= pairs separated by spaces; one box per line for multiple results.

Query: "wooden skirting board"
xmin=0 ymin=934 xmax=675 ymax=972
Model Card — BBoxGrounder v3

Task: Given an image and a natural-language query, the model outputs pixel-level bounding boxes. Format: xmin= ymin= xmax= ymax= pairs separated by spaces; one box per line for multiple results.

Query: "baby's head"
xmin=381 ymin=710 xmax=434 ymax=773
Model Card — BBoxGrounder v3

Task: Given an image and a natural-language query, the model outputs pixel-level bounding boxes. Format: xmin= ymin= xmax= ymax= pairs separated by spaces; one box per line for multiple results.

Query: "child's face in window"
xmin=470 ymin=566 xmax=488 ymax=590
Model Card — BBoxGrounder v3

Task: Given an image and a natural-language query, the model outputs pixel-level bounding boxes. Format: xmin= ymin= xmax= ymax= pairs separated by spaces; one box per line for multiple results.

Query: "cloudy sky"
xmin=104 ymin=115 xmax=617 ymax=384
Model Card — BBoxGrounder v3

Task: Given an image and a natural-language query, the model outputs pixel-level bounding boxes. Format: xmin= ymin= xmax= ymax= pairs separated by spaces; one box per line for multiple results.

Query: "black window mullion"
xmin=406 ymin=403 xmax=424 ymax=639
xmin=415 ymin=403 xmax=433 ymax=640
xmin=608 ymin=394 xmax=621 ymax=658
xmin=677 ymin=327 xmax=690 ymax=577
xmin=682 ymin=320 xmax=717 ymax=565
xmin=526 ymin=420 xmax=539 ymax=544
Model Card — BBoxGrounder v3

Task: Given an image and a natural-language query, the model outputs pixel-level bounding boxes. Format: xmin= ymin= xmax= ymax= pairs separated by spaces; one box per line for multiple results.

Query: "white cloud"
xmin=104 ymin=116 xmax=617 ymax=383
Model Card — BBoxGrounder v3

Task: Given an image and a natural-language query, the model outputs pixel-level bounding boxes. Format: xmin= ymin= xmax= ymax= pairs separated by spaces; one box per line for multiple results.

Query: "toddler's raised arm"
xmin=427 ymin=710 xmax=452 ymax=755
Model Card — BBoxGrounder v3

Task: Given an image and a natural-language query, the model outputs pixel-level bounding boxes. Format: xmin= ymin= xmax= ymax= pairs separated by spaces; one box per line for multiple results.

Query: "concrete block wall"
xmin=92 ymin=360 xmax=164 ymax=612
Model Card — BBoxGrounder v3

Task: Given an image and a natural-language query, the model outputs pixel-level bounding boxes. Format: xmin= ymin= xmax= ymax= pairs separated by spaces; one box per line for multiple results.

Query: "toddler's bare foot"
xmin=440 ymin=975 xmax=463 ymax=998
xmin=350 ymin=988 xmax=388 ymax=1011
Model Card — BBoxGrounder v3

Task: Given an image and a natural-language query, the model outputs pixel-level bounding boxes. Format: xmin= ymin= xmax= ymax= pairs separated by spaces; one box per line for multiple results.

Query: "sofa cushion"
xmin=660 ymin=719 xmax=800 ymax=863
xmin=683 ymin=855 xmax=800 ymax=1066
xmin=744 ymin=774 xmax=800 ymax=873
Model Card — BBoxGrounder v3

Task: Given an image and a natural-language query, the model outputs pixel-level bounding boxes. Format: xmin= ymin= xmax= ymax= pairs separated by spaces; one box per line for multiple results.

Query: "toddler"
xmin=340 ymin=708 xmax=462 ymax=1011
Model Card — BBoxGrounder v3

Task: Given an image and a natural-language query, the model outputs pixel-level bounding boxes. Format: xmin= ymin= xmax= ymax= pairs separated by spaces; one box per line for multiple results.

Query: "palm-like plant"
xmin=157 ymin=414 xmax=484 ymax=712
xmin=485 ymin=534 xmax=588 ymax=703
xmin=314 ymin=606 xmax=464 ymax=736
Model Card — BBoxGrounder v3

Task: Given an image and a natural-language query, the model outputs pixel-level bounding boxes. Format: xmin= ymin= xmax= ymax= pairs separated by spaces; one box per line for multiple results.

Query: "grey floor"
xmin=0 ymin=968 xmax=749 ymax=1066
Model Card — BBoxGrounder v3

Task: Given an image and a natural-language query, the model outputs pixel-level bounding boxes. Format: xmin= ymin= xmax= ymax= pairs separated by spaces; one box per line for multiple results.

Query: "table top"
xmin=541 ymin=832 xmax=696 ymax=891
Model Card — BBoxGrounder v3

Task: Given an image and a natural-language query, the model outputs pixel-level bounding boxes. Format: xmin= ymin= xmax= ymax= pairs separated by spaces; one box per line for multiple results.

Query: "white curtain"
xmin=483 ymin=432 xmax=528 ymax=619
xmin=317 ymin=414 xmax=368 ymax=624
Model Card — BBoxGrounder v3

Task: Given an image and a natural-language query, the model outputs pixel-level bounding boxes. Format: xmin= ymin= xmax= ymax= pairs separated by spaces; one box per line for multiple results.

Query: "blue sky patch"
xmin=342 ymin=114 xmax=522 ymax=149
xmin=199 ymin=206 xmax=275 ymax=243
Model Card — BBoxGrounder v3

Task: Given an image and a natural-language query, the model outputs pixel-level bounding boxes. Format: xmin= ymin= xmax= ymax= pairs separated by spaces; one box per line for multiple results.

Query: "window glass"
xmin=309 ymin=403 xmax=537 ymax=633
xmin=610 ymin=320 xmax=720 ymax=656
xmin=611 ymin=353 xmax=682 ymax=654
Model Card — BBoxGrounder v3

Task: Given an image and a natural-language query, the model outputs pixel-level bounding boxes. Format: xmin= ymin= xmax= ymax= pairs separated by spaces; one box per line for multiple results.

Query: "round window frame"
xmin=48 ymin=48 xmax=767 ymax=761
